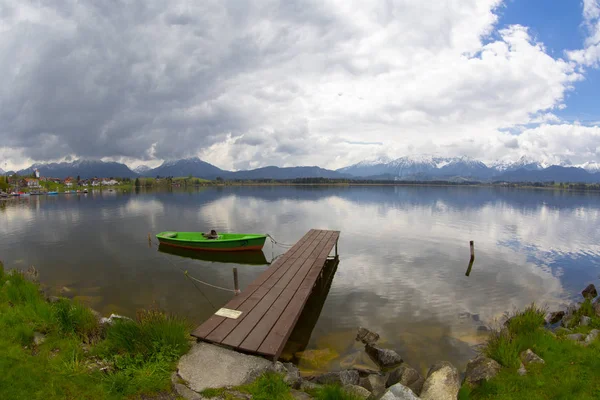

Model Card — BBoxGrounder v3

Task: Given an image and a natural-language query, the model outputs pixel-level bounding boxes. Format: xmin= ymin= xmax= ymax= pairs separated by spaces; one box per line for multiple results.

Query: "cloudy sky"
xmin=1 ymin=0 xmax=600 ymax=171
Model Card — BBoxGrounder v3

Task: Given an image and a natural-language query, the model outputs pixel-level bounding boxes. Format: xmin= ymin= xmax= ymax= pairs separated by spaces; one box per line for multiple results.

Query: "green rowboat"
xmin=158 ymin=244 xmax=268 ymax=264
xmin=156 ymin=231 xmax=267 ymax=252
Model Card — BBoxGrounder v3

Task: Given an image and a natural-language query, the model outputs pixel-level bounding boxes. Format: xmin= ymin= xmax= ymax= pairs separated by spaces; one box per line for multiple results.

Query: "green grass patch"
xmin=463 ymin=303 xmax=600 ymax=399
xmin=0 ymin=267 xmax=191 ymax=399
xmin=311 ymin=384 xmax=365 ymax=400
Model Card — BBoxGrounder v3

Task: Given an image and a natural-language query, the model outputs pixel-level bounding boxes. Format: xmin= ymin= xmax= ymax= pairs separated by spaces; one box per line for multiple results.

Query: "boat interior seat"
xmin=163 ymin=232 xmax=178 ymax=238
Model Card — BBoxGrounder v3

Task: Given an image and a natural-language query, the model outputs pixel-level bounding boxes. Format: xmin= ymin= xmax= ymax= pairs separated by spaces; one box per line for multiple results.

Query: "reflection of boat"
xmin=156 ymin=232 xmax=267 ymax=252
xmin=158 ymin=244 xmax=268 ymax=265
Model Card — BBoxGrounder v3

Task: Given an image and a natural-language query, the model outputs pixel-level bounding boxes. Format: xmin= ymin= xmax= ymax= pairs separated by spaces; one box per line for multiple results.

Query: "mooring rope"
xmin=266 ymin=233 xmax=294 ymax=248
xmin=145 ymin=236 xmax=235 ymax=308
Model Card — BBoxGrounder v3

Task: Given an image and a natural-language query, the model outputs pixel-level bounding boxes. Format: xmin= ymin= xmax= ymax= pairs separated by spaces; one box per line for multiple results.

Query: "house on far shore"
xmin=64 ymin=177 xmax=74 ymax=188
xmin=25 ymin=178 xmax=40 ymax=188
xmin=101 ymin=179 xmax=119 ymax=186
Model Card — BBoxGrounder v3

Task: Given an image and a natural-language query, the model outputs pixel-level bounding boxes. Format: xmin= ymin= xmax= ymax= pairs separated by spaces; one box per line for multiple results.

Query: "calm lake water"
xmin=1 ymin=186 xmax=600 ymax=373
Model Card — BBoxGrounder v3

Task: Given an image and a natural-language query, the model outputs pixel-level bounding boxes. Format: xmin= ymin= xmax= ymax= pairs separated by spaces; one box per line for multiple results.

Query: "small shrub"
xmin=53 ymin=299 xmax=100 ymax=340
xmin=484 ymin=329 xmax=520 ymax=368
xmin=312 ymin=384 xmax=364 ymax=400
xmin=243 ymin=372 xmax=293 ymax=400
xmin=4 ymin=271 xmax=41 ymax=305
xmin=506 ymin=304 xmax=545 ymax=336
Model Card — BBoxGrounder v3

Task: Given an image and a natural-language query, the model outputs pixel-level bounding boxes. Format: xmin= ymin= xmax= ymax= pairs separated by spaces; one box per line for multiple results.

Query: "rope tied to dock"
xmin=266 ymin=234 xmax=294 ymax=248
xmin=183 ymin=270 xmax=237 ymax=293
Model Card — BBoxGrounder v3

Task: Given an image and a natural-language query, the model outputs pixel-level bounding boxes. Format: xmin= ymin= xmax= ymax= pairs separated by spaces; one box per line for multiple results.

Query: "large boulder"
xmin=519 ymin=349 xmax=544 ymax=365
xmin=365 ymin=344 xmax=403 ymax=368
xmin=566 ymin=333 xmax=585 ymax=342
xmin=177 ymin=342 xmax=272 ymax=392
xmin=359 ymin=374 xmax=387 ymax=397
xmin=274 ymin=362 xmax=301 ymax=388
xmin=356 ymin=327 xmax=380 ymax=345
xmin=380 ymin=383 xmax=420 ymax=400
xmin=309 ymin=370 xmax=359 ymax=386
xmin=593 ymin=300 xmax=600 ymax=317
xmin=582 ymin=284 xmax=598 ymax=300
xmin=386 ymin=364 xmax=424 ymax=395
xmin=580 ymin=316 xmax=592 ymax=327
xmin=463 ymin=356 xmax=502 ymax=387
xmin=420 ymin=361 xmax=460 ymax=400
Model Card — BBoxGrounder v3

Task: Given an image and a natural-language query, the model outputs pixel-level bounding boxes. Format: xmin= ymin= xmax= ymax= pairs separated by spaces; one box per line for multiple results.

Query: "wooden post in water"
xmin=466 ymin=240 xmax=475 ymax=276
xmin=148 ymin=232 xmax=152 ymax=247
xmin=233 ymin=268 xmax=240 ymax=295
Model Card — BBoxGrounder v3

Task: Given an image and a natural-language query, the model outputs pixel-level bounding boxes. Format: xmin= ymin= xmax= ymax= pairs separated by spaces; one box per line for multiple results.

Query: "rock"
xmin=33 ymin=332 xmax=46 ymax=346
xmin=581 ymin=316 xmax=592 ymax=326
xmin=365 ymin=344 xmax=403 ymax=368
xmin=554 ymin=327 xmax=572 ymax=335
xmin=356 ymin=327 xmax=380 ymax=345
xmin=517 ymin=363 xmax=527 ymax=376
xmin=386 ymin=364 xmax=424 ymax=395
xmin=300 ymin=380 xmax=319 ymax=391
xmin=177 ymin=342 xmax=273 ymax=392
xmin=582 ymin=284 xmax=598 ymax=299
xmin=273 ymin=361 xmax=301 ymax=388
xmin=545 ymin=311 xmax=565 ymax=325
xmin=420 ymin=361 xmax=460 ymax=400
xmin=24 ymin=266 xmax=39 ymax=282
xmin=291 ymin=390 xmax=313 ymax=400
xmin=170 ymin=372 xmax=203 ymax=400
xmin=363 ymin=374 xmax=387 ymax=397
xmin=99 ymin=313 xmax=132 ymax=326
xmin=584 ymin=329 xmax=600 ymax=345
xmin=476 ymin=325 xmax=491 ymax=332
xmin=343 ymin=384 xmax=371 ymax=399
xmin=594 ymin=300 xmax=600 ymax=317
xmin=463 ymin=356 xmax=502 ymax=387
xmin=520 ymin=349 xmax=544 ymax=365
xmin=59 ymin=286 xmax=73 ymax=295
xmin=566 ymin=333 xmax=585 ymax=342
xmin=47 ymin=296 xmax=61 ymax=304
xmin=380 ymin=383 xmax=420 ymax=400
xmin=310 ymin=370 xmax=359 ymax=386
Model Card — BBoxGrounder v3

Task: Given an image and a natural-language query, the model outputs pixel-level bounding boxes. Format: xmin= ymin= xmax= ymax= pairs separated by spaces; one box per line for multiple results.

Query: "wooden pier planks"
xmin=191 ymin=229 xmax=340 ymax=359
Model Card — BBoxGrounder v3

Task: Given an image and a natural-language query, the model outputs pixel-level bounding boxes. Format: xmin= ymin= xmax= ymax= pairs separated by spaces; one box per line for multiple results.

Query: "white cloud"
xmin=0 ymin=0 xmax=598 ymax=170
xmin=567 ymin=0 xmax=600 ymax=66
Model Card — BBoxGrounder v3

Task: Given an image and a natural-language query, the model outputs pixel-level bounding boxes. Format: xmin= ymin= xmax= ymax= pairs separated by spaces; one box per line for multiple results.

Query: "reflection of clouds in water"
xmin=1 ymin=187 xmax=599 ymax=371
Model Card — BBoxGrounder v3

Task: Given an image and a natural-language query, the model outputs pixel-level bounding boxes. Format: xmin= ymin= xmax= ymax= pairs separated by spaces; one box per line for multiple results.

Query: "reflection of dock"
xmin=158 ymin=244 xmax=268 ymax=265
xmin=192 ymin=229 xmax=340 ymax=360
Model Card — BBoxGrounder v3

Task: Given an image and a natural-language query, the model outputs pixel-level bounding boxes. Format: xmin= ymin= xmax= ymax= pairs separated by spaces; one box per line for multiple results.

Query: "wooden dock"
xmin=191 ymin=229 xmax=340 ymax=360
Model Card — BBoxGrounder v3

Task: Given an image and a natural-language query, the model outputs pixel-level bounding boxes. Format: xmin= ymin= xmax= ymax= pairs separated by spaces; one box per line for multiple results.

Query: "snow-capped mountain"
xmin=577 ymin=161 xmax=600 ymax=173
xmin=338 ymin=155 xmax=494 ymax=179
xmin=133 ymin=165 xmax=151 ymax=175
xmin=490 ymin=156 xmax=545 ymax=172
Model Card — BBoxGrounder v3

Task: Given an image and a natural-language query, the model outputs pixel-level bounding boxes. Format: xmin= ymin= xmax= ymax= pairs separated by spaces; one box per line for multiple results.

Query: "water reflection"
xmin=1 ymin=186 xmax=599 ymax=372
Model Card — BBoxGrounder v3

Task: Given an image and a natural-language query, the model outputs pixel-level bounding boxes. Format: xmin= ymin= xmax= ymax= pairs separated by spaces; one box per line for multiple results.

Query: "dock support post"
xmin=233 ymin=268 xmax=240 ymax=295
xmin=335 ymin=240 xmax=338 ymax=258
xmin=148 ymin=233 xmax=152 ymax=247
xmin=466 ymin=240 xmax=475 ymax=277
xmin=470 ymin=240 xmax=474 ymax=258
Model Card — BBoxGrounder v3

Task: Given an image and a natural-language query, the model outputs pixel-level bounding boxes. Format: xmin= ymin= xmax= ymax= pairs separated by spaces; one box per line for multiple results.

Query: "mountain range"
xmin=8 ymin=155 xmax=600 ymax=183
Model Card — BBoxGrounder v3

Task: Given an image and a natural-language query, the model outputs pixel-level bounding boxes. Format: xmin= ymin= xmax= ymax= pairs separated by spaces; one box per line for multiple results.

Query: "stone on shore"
xmin=309 ymin=370 xmax=359 ymax=386
xmin=274 ymin=362 xmax=301 ymax=388
xmin=359 ymin=374 xmax=386 ymax=397
xmin=520 ymin=349 xmax=544 ymax=365
xmin=343 ymin=384 xmax=371 ymax=399
xmin=566 ymin=333 xmax=585 ymax=342
xmin=580 ymin=316 xmax=592 ymax=326
xmin=420 ymin=361 xmax=460 ymax=400
xmin=386 ymin=364 xmax=424 ymax=395
xmin=517 ymin=363 xmax=527 ymax=376
xmin=291 ymin=390 xmax=313 ymax=400
xmin=582 ymin=284 xmax=598 ymax=300
xmin=545 ymin=311 xmax=565 ymax=325
xmin=584 ymin=329 xmax=600 ymax=345
xmin=463 ymin=356 xmax=502 ymax=387
xmin=33 ymin=332 xmax=46 ymax=346
xmin=380 ymin=383 xmax=420 ymax=400
xmin=356 ymin=327 xmax=380 ymax=345
xmin=177 ymin=342 xmax=272 ymax=393
xmin=594 ymin=300 xmax=600 ymax=317
xmin=171 ymin=372 xmax=203 ymax=400
xmin=365 ymin=344 xmax=403 ymax=368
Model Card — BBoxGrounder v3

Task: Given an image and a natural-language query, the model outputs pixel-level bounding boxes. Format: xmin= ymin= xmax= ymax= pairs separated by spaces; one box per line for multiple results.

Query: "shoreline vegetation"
xmin=2 ymin=260 xmax=600 ymax=399
xmin=3 ymin=173 xmax=600 ymax=195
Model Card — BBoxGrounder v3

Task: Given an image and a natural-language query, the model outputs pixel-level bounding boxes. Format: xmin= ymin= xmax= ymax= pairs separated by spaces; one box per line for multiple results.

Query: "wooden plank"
xmin=191 ymin=230 xmax=319 ymax=339
xmin=220 ymin=257 xmax=310 ymax=348
xmin=257 ymin=258 xmax=329 ymax=357
xmin=241 ymin=235 xmax=335 ymax=353
xmin=238 ymin=256 xmax=317 ymax=352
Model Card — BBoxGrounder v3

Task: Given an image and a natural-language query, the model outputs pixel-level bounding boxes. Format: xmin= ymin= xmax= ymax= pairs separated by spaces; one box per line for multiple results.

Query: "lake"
xmin=1 ymin=186 xmax=599 ymax=373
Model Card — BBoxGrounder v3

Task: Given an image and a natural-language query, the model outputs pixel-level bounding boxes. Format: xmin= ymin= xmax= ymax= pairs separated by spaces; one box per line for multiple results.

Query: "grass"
xmin=200 ymin=372 xmax=363 ymax=400
xmin=0 ymin=262 xmax=191 ymax=399
xmin=460 ymin=303 xmax=600 ymax=399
